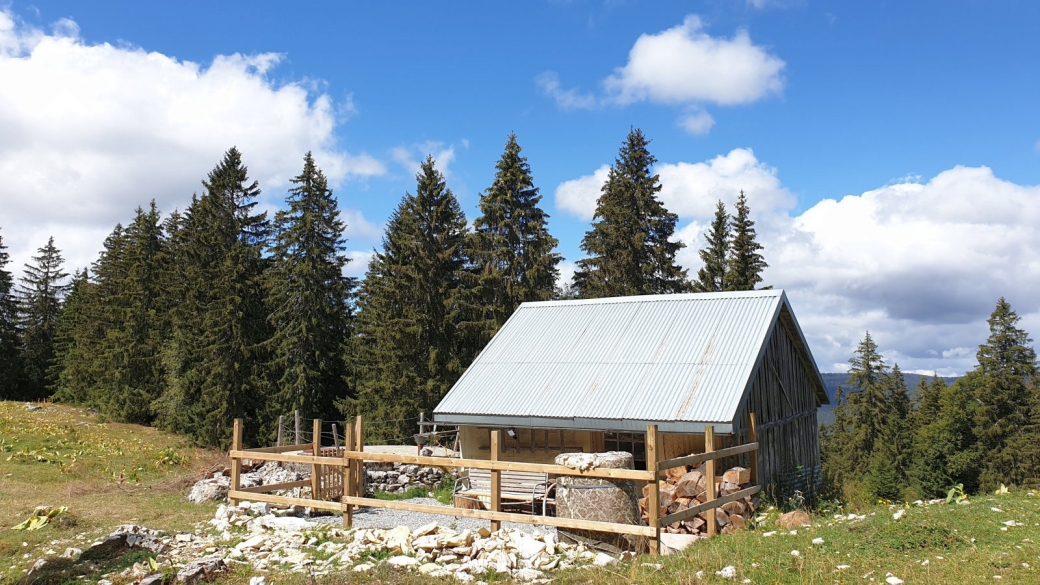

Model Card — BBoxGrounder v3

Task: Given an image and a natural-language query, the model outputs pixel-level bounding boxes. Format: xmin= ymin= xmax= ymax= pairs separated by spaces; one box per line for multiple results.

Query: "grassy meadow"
xmin=2 ymin=401 xmax=1040 ymax=584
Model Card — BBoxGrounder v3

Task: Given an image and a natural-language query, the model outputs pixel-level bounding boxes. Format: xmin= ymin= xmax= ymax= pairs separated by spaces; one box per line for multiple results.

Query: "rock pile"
xmin=188 ymin=462 xmax=447 ymax=503
xmin=639 ymin=465 xmax=758 ymax=536
xmin=364 ymin=463 xmax=445 ymax=494
xmin=70 ymin=502 xmax=621 ymax=583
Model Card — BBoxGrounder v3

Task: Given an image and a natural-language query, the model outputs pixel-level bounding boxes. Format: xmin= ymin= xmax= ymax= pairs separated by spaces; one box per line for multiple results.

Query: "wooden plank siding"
xmin=732 ymin=306 xmax=822 ymax=498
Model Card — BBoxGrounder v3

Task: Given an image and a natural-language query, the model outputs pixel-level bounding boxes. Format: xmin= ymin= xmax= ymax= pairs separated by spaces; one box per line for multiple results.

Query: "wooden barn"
xmin=433 ymin=290 xmax=828 ymax=500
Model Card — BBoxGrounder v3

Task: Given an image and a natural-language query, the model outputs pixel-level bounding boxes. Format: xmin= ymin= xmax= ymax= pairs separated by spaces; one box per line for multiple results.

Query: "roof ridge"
xmin=520 ymin=289 xmax=784 ymax=308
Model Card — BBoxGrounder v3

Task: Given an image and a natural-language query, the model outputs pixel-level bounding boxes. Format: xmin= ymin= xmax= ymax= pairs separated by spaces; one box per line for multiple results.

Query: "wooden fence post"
xmin=277 ymin=415 xmax=284 ymax=447
xmin=294 ymin=410 xmax=301 ymax=445
xmin=343 ymin=424 xmax=355 ymax=528
xmin=705 ymin=425 xmax=716 ymax=537
xmin=229 ymin=418 xmax=243 ymax=506
xmin=332 ymin=423 xmax=340 ymax=448
xmin=354 ymin=416 xmax=365 ymax=500
xmin=312 ymin=419 xmax=322 ymax=500
xmin=645 ymin=424 xmax=660 ymax=555
xmin=748 ymin=413 xmax=758 ymax=486
xmin=490 ymin=429 xmax=501 ymax=532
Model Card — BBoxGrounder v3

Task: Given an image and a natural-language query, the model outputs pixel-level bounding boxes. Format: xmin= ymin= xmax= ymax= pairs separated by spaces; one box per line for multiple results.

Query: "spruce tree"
xmin=572 ymin=128 xmax=689 ymax=298
xmin=266 ymin=153 xmax=352 ymax=425
xmin=820 ymin=385 xmax=854 ymax=498
xmin=909 ymin=376 xmax=979 ymax=496
xmin=342 ymin=156 xmax=471 ymax=441
xmin=471 ymin=134 xmax=561 ymax=332
xmin=50 ymin=269 xmax=96 ymax=406
xmin=98 ymin=204 xmax=168 ymax=423
xmin=972 ymin=298 xmax=1037 ymax=489
xmin=16 ymin=237 xmax=69 ymax=399
xmin=693 ymin=200 xmax=729 ymax=292
xmin=153 ymin=148 xmax=270 ymax=447
xmin=0 ymin=228 xmax=20 ymax=399
xmin=724 ymin=191 xmax=768 ymax=291
xmin=844 ymin=332 xmax=891 ymax=475
xmin=1007 ymin=378 xmax=1040 ymax=486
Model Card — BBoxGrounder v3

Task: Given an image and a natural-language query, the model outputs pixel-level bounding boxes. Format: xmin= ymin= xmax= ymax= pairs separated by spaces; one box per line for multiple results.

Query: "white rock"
xmin=716 ymin=565 xmax=737 ymax=579
xmin=62 ymin=548 xmax=82 ymax=559
xmin=414 ymin=522 xmax=439 ymax=537
xmin=352 ymin=563 xmax=373 ymax=572
xmin=886 ymin=577 xmax=903 ymax=585
xmin=249 ymin=577 xmax=265 ymax=585
xmin=514 ymin=568 xmax=544 ymax=581
xmin=386 ymin=526 xmax=413 ymax=555
xmin=592 ymin=552 xmax=617 ymax=566
xmin=386 ymin=555 xmax=418 ymax=567
xmin=791 ymin=550 xmax=800 ymax=556
xmin=893 ymin=509 xmax=906 ymax=520
xmin=418 ymin=563 xmax=441 ymax=574
xmin=515 ymin=536 xmax=546 ymax=559
xmin=236 ymin=535 xmax=266 ymax=551
xmin=812 ymin=537 xmax=824 ymax=545
xmin=453 ymin=571 xmax=475 ymax=582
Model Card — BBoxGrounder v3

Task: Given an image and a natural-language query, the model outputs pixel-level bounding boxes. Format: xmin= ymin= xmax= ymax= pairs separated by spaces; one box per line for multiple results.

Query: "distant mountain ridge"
xmin=816 ymin=372 xmax=961 ymax=425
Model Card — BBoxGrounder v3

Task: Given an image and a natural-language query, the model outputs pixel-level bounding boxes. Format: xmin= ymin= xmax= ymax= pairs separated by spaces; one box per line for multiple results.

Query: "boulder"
xmin=187 ymin=477 xmax=230 ymax=504
xmin=176 ymin=558 xmax=227 ymax=583
xmin=776 ymin=510 xmax=812 ymax=528
xmin=659 ymin=533 xmax=700 ymax=555
xmin=82 ymin=525 xmax=167 ymax=560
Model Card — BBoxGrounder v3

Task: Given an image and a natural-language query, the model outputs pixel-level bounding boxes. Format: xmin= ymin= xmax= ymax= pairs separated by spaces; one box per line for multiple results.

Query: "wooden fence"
xmin=227 ymin=415 xmax=759 ymax=555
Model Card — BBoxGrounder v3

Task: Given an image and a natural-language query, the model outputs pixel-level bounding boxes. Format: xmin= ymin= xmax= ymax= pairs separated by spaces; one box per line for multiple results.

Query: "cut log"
xmin=728 ymin=514 xmax=746 ymax=531
xmin=722 ymin=467 xmax=751 ymax=485
xmin=675 ymin=470 xmax=705 ymax=498
xmin=715 ymin=507 xmax=730 ymax=527
xmin=660 ymin=483 xmax=677 ymax=508
xmin=722 ymin=500 xmax=746 ymax=517
xmin=665 ymin=465 xmax=688 ymax=482
xmin=682 ymin=517 xmax=705 ymax=533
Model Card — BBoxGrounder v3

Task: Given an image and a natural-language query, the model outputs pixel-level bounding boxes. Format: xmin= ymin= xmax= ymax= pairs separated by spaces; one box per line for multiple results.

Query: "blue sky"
xmin=1 ymin=1 xmax=1039 ymax=374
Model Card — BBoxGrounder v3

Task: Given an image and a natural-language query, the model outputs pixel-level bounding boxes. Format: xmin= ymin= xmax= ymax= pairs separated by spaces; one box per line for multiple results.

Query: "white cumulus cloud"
xmin=554 ymin=165 xmax=611 ymax=221
xmin=555 ymin=148 xmax=1040 ymax=375
xmin=677 ymin=109 xmax=716 ymax=135
xmin=541 ymin=15 xmax=785 ymax=134
xmin=604 ymin=15 xmax=785 ymax=106
xmin=0 ymin=10 xmax=385 ymax=277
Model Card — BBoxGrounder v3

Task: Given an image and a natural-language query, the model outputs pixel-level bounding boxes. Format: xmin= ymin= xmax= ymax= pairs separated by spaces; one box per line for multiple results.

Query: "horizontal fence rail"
xmin=227 ymin=413 xmax=760 ymax=556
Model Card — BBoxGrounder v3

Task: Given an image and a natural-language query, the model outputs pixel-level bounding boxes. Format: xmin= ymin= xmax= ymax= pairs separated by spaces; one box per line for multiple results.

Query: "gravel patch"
xmin=313 ymin=498 xmax=555 ymax=536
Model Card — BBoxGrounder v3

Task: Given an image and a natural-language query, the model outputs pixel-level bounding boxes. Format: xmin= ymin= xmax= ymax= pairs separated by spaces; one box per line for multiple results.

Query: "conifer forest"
xmin=1 ymin=128 xmax=1037 ymax=502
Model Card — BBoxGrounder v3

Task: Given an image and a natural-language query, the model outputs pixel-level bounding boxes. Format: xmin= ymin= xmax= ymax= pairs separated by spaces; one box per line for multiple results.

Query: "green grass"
xmin=4 ymin=401 xmax=1040 ymax=584
xmin=0 ymin=401 xmax=222 ymax=585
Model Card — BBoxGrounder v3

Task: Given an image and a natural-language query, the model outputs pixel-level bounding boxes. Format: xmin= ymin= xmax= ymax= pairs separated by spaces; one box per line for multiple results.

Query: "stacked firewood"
xmin=638 ymin=464 xmax=757 ymax=535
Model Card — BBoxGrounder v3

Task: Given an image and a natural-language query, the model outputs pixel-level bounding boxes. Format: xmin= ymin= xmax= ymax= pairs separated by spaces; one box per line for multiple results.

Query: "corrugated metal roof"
xmin=434 ymin=290 xmax=825 ymax=433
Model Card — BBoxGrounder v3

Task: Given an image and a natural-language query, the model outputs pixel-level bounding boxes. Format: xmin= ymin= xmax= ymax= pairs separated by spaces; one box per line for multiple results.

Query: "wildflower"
xmin=812 ymin=538 xmax=824 ymax=545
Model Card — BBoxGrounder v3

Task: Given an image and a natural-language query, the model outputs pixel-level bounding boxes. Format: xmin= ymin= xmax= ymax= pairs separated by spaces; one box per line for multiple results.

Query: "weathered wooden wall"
xmin=459 ymin=426 xmax=599 ymax=464
xmin=733 ymin=306 xmax=822 ymax=498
